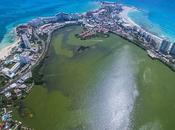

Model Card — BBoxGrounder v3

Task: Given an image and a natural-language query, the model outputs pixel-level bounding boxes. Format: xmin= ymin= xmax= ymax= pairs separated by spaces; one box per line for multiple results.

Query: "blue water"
xmin=0 ymin=0 xmax=99 ymax=48
xmin=123 ymin=0 xmax=175 ymax=41
xmin=0 ymin=0 xmax=175 ymax=47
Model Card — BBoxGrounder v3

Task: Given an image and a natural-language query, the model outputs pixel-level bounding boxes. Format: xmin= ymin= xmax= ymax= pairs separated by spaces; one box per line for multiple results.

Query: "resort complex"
xmin=0 ymin=1 xmax=175 ymax=129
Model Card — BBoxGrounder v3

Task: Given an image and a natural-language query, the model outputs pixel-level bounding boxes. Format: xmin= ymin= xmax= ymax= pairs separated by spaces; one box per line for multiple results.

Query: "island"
xmin=0 ymin=1 xmax=174 ymax=129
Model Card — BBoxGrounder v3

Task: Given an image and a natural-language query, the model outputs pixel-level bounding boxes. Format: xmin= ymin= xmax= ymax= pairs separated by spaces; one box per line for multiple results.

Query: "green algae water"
xmin=14 ymin=26 xmax=175 ymax=130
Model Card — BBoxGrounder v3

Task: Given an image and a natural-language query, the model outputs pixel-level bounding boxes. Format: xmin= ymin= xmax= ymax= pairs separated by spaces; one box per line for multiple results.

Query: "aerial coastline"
xmin=0 ymin=3 xmax=160 ymax=61
xmin=120 ymin=6 xmax=163 ymax=41
xmin=0 ymin=39 xmax=20 ymax=60
xmin=0 ymin=1 xmax=175 ymax=129
xmin=119 ymin=6 xmax=138 ymax=26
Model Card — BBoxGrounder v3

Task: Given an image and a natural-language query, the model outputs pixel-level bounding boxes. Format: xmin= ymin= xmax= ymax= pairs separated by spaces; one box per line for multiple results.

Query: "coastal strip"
xmin=0 ymin=38 xmax=20 ymax=60
xmin=0 ymin=1 xmax=174 ymax=129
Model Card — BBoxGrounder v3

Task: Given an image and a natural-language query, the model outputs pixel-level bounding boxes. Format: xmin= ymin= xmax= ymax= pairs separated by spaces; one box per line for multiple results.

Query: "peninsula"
xmin=0 ymin=1 xmax=174 ymax=129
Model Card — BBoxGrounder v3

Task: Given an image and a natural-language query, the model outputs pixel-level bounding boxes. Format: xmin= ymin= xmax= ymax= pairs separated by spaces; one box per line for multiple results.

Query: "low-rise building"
xmin=10 ymin=62 xmax=21 ymax=74
xmin=2 ymin=62 xmax=21 ymax=78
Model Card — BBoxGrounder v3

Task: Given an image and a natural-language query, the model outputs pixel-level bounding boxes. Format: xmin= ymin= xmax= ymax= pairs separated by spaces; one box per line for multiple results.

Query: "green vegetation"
xmin=17 ymin=101 xmax=34 ymax=118
xmin=0 ymin=76 xmax=7 ymax=88
xmin=39 ymin=33 xmax=48 ymax=41
xmin=32 ymin=61 xmax=44 ymax=85
xmin=0 ymin=96 xmax=8 ymax=108
xmin=24 ymin=77 xmax=34 ymax=85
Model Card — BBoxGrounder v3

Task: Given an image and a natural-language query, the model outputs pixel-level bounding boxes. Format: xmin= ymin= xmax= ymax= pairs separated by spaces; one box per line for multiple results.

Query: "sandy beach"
xmin=0 ymin=38 xmax=19 ymax=60
xmin=0 ymin=4 xmax=163 ymax=62
xmin=119 ymin=6 xmax=163 ymax=42
xmin=119 ymin=6 xmax=138 ymax=27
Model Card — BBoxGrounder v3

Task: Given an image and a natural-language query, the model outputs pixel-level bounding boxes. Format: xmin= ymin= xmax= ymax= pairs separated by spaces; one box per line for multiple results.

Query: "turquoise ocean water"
xmin=0 ymin=0 xmax=99 ymax=48
xmin=124 ymin=0 xmax=175 ymax=41
xmin=0 ymin=0 xmax=175 ymax=46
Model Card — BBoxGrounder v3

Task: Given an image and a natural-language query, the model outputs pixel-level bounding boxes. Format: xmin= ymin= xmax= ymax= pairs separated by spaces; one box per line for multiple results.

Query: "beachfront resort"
xmin=0 ymin=1 xmax=174 ymax=129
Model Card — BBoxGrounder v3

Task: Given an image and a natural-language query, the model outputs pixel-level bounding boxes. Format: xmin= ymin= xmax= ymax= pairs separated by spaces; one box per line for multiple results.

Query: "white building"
xmin=10 ymin=62 xmax=21 ymax=74
xmin=22 ymin=34 xmax=31 ymax=48
xmin=2 ymin=62 xmax=21 ymax=78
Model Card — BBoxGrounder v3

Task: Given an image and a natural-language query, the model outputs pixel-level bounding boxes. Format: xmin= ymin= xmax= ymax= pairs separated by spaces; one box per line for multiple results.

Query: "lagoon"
xmin=14 ymin=26 xmax=175 ymax=130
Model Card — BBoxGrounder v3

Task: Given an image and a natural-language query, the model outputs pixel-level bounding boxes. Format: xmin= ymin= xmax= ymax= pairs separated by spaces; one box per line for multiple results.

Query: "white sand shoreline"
xmin=0 ymin=27 xmax=20 ymax=60
xmin=119 ymin=6 xmax=138 ymax=27
xmin=119 ymin=6 xmax=163 ymax=42
xmin=0 ymin=4 xmax=163 ymax=61
xmin=0 ymin=38 xmax=19 ymax=60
